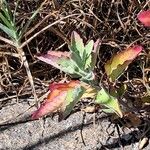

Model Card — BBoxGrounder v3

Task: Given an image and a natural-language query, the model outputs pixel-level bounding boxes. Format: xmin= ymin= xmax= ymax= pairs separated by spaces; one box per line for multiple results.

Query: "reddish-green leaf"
xmin=31 ymin=89 xmax=67 ymax=119
xmin=36 ymin=51 xmax=80 ymax=75
xmin=91 ymin=39 xmax=101 ymax=70
xmin=36 ymin=51 xmax=71 ymax=70
xmin=105 ymin=45 xmax=142 ymax=82
xmin=61 ymin=86 xmax=85 ymax=120
xmin=32 ymin=81 xmax=80 ymax=119
xmin=31 ymin=80 xmax=98 ymax=120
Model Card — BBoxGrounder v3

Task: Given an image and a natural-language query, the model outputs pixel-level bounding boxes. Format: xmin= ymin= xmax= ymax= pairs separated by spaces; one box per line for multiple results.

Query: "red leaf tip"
xmin=137 ymin=10 xmax=150 ymax=27
xmin=132 ymin=45 xmax=143 ymax=53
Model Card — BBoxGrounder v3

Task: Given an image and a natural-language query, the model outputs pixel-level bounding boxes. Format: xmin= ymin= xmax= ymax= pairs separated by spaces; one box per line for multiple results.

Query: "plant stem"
xmin=17 ymin=47 xmax=39 ymax=107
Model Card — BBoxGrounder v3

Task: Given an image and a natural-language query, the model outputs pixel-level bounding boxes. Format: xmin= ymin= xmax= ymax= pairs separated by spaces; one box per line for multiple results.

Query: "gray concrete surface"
xmin=0 ymin=99 xmax=149 ymax=150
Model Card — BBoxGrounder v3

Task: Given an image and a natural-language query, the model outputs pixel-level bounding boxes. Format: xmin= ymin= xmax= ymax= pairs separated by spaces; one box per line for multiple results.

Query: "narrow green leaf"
xmin=95 ymin=88 xmax=123 ymax=117
xmin=70 ymin=31 xmax=84 ymax=59
xmin=101 ymin=108 xmax=114 ymax=113
xmin=0 ymin=12 xmax=14 ymax=30
xmin=83 ymin=40 xmax=94 ymax=69
xmin=71 ymin=51 xmax=84 ymax=69
xmin=84 ymin=55 xmax=92 ymax=69
xmin=62 ymin=86 xmax=85 ymax=119
xmin=84 ymin=40 xmax=94 ymax=56
xmin=19 ymin=8 xmax=40 ymax=39
xmin=0 ymin=22 xmax=17 ymax=40
xmin=1 ymin=0 xmax=13 ymax=23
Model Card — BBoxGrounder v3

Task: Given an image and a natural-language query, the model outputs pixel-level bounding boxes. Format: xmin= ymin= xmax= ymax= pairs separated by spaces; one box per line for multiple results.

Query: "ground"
xmin=0 ymin=98 xmax=149 ymax=150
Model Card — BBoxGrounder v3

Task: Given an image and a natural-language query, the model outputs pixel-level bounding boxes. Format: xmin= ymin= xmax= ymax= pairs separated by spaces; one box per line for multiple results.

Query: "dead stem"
xmin=17 ymin=47 xmax=39 ymax=107
xmin=20 ymin=13 xmax=80 ymax=49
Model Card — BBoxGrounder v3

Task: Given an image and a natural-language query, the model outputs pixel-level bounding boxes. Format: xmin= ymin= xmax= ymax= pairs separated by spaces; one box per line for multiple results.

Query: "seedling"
xmin=32 ymin=31 xmax=142 ymax=120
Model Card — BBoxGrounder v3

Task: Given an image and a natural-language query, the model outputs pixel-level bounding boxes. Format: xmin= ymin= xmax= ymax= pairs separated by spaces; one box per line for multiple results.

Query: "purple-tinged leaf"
xmin=91 ymin=39 xmax=101 ymax=70
xmin=36 ymin=51 xmax=71 ymax=70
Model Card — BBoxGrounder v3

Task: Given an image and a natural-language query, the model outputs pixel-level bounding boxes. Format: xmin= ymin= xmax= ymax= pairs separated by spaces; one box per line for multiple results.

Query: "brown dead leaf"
xmin=124 ymin=112 xmax=142 ymax=128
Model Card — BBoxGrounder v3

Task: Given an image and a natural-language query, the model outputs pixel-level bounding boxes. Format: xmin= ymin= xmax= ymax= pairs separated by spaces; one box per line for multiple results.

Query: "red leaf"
xmin=49 ymin=80 xmax=80 ymax=91
xmin=137 ymin=10 xmax=150 ymax=27
xmin=32 ymin=90 xmax=67 ymax=119
xmin=31 ymin=81 xmax=80 ymax=119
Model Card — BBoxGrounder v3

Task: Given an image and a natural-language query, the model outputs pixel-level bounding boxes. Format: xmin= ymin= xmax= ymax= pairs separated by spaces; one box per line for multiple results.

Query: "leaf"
xmin=31 ymin=89 xmax=67 ymax=119
xmin=37 ymin=51 xmax=80 ymax=76
xmin=91 ymin=39 xmax=101 ymax=70
xmin=105 ymin=45 xmax=142 ymax=82
xmin=95 ymin=88 xmax=123 ymax=117
xmin=19 ymin=6 xmax=40 ymax=39
xmin=58 ymin=58 xmax=79 ymax=75
xmin=124 ymin=112 xmax=142 ymax=127
xmin=137 ymin=10 xmax=150 ymax=27
xmin=80 ymin=81 xmax=97 ymax=98
xmin=71 ymin=51 xmax=84 ymax=70
xmin=85 ymin=40 xmax=94 ymax=56
xmin=84 ymin=55 xmax=91 ymax=69
xmin=101 ymin=108 xmax=114 ymax=113
xmin=0 ymin=12 xmax=14 ymax=30
xmin=36 ymin=51 xmax=71 ymax=70
xmin=32 ymin=80 xmax=81 ymax=119
xmin=84 ymin=40 xmax=94 ymax=70
xmin=1 ymin=0 xmax=13 ymax=23
xmin=70 ymin=31 xmax=84 ymax=59
xmin=61 ymin=86 xmax=85 ymax=119
xmin=49 ymin=80 xmax=80 ymax=91
xmin=0 ymin=22 xmax=17 ymax=40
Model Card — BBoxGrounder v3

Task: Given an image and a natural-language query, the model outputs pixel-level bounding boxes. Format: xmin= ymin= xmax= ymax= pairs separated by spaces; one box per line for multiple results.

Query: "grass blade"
xmin=19 ymin=6 xmax=41 ymax=39
xmin=0 ymin=12 xmax=14 ymax=30
xmin=0 ymin=22 xmax=17 ymax=40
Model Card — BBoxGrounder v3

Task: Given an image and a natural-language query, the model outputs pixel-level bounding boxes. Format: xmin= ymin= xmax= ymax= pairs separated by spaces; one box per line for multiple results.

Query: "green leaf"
xmin=70 ymin=31 xmax=84 ymax=59
xmin=58 ymin=58 xmax=79 ymax=76
xmin=81 ymin=71 xmax=94 ymax=81
xmin=62 ymin=86 xmax=85 ymax=119
xmin=83 ymin=40 xmax=94 ymax=69
xmin=1 ymin=0 xmax=13 ymax=23
xmin=0 ymin=22 xmax=17 ymax=40
xmin=84 ymin=55 xmax=92 ymax=69
xmin=101 ymin=108 xmax=114 ymax=113
xmin=0 ymin=12 xmax=14 ymax=30
xmin=105 ymin=45 xmax=142 ymax=82
xmin=71 ymin=51 xmax=84 ymax=69
xmin=95 ymin=88 xmax=123 ymax=117
xmin=84 ymin=40 xmax=94 ymax=56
